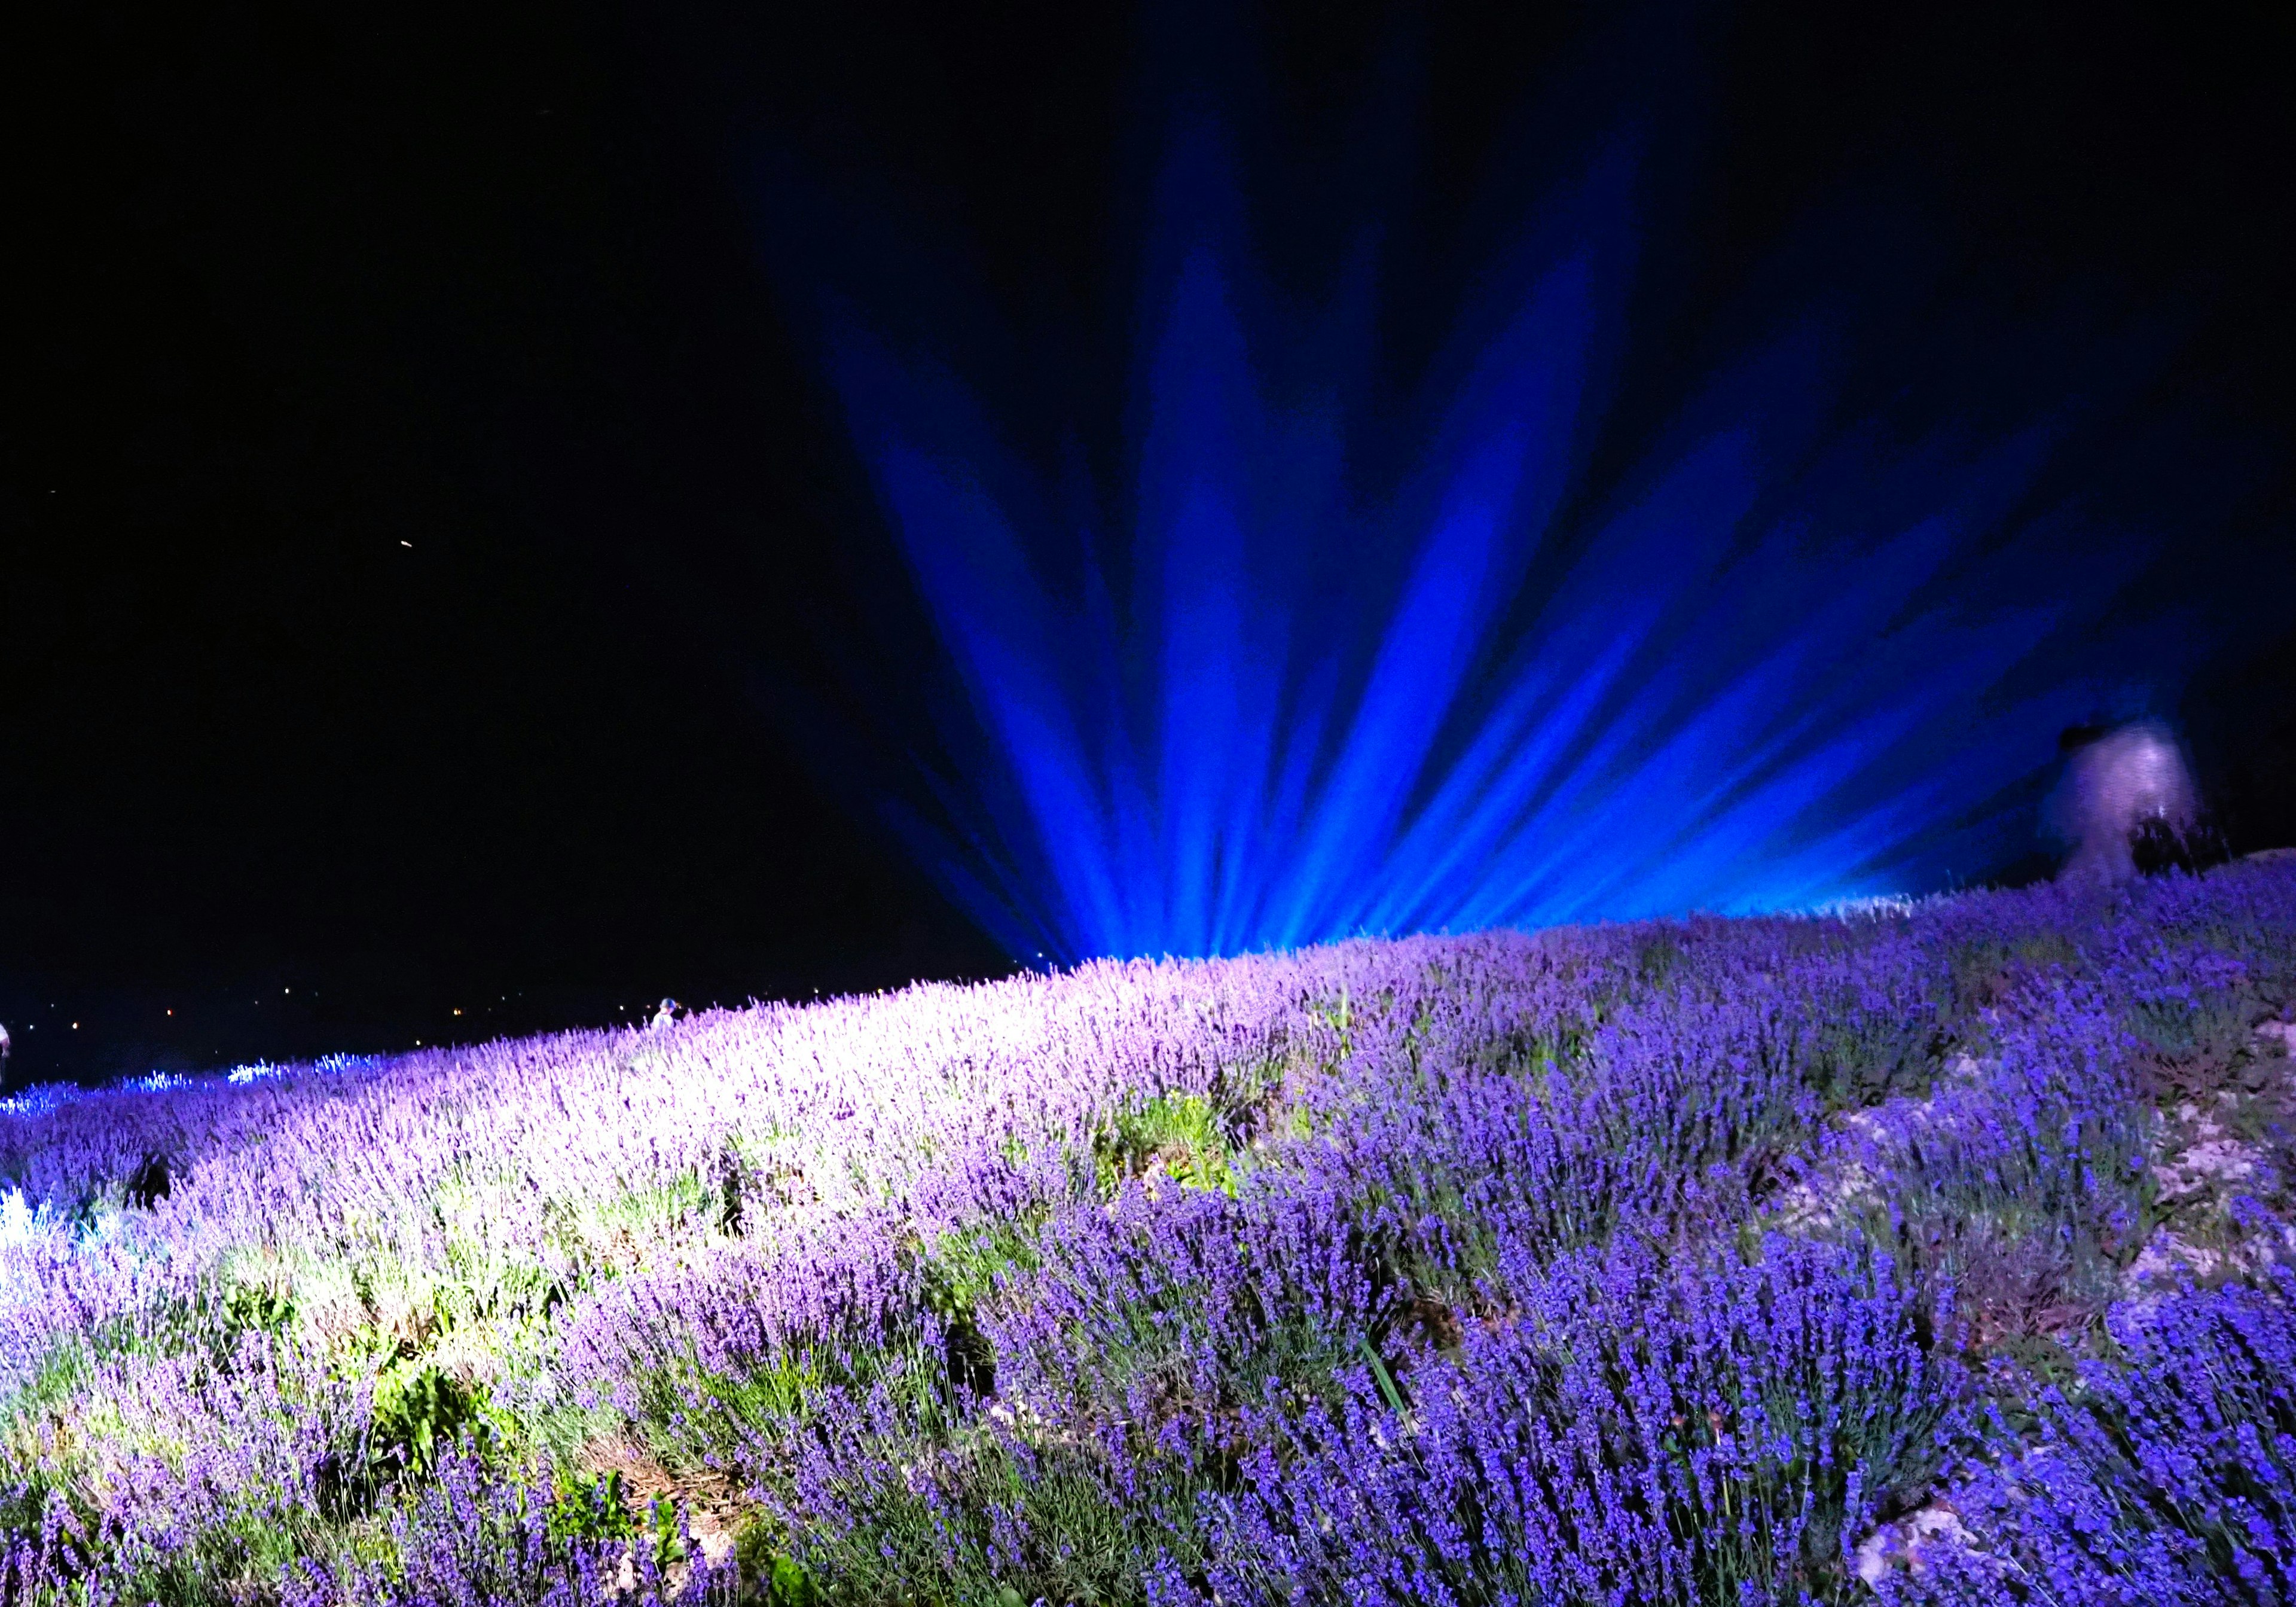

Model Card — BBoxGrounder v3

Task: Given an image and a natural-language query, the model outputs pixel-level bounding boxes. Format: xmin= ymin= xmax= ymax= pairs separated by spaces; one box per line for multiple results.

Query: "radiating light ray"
xmin=774 ymin=75 xmax=2234 ymax=965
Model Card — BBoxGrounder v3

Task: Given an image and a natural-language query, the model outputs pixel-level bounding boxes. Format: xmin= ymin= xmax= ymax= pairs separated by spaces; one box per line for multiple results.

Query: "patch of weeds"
xmin=597 ymin=1167 xmax=716 ymax=1241
xmin=1634 ymin=931 xmax=1689 ymax=990
xmin=1092 ymin=1093 xmax=1239 ymax=1197
xmin=2216 ymin=1090 xmax=2285 ymax=1148
xmin=1984 ymin=1329 xmax=2090 ymax=1401
xmin=464 ymin=1257 xmax=569 ymax=1334
xmin=785 ymin=1419 xmax=1226 ymax=1607
xmin=919 ymin=1213 xmax=1049 ymax=1402
xmin=0 ymin=1471 xmax=105 ymax=1586
xmin=1778 ymin=1109 xmax=2145 ymax=1359
xmin=546 ymin=1463 xmax=725 ymax=1579
xmin=1252 ymin=1302 xmax=1378 ymax=1417
xmin=2011 ymin=932 xmax=2083 ymax=971
xmin=614 ymin=1349 xmax=823 ymax=1487
xmin=1860 ymin=1193 xmax=2126 ymax=1359
xmin=2129 ymin=992 xmax=2230 ymax=1063
xmin=1810 ymin=1012 xmax=1942 ymax=1110
xmin=223 ymin=1276 xmax=298 ymax=1340
xmin=427 ymin=1178 xmax=562 ymax=1321
xmin=547 ymin=1463 xmax=700 ymax=1580
xmin=318 ymin=1359 xmax=519 ymax=1524
xmin=2129 ymin=989 xmax=2258 ymax=1100
xmin=1005 ymin=1228 xmax=1381 ymax=1440
xmin=1945 ymin=935 xmax=2084 ymax=1025
xmin=369 ymin=1360 xmax=491 ymax=1480
xmin=548 ymin=1466 xmax=639 ymax=1542
xmin=97 ymin=1259 xmax=302 ymax=1382
xmin=112 ymin=1505 xmax=350 ymax=1607
xmin=715 ymin=1130 xmax=817 ymax=1237
xmin=1347 ymin=1163 xmax=1502 ymax=1301
xmin=542 ymin=1168 xmax=718 ymax=1280
xmin=1388 ymin=999 xmax=1445 ymax=1084
xmin=1311 ymin=985 xmax=1358 ymax=1069
xmin=735 ymin=1521 xmax=824 ymax=1607
xmin=625 ymin=1329 xmax=953 ymax=1493
xmin=334 ymin=1264 xmax=450 ymax=1368
xmin=194 ymin=1248 xmax=303 ymax=1341
xmin=1482 ymin=1026 xmax=1586 ymax=1096
xmin=429 ymin=1237 xmax=569 ymax=1340
xmin=0 ymin=1334 xmax=93 ymax=1439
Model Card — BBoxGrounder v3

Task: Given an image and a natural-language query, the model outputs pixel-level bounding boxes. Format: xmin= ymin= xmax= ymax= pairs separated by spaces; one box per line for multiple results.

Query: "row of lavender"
xmin=4 ymin=862 xmax=2295 ymax=1602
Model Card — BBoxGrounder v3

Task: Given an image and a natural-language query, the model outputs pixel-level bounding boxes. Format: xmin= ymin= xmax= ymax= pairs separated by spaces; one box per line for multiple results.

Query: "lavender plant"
xmin=0 ymin=862 xmax=2291 ymax=1602
xmin=1882 ymin=1268 xmax=2296 ymax=1604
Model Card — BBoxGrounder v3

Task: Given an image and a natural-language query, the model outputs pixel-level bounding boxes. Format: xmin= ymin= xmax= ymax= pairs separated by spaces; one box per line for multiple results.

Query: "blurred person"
xmin=2053 ymin=721 xmax=2200 ymax=885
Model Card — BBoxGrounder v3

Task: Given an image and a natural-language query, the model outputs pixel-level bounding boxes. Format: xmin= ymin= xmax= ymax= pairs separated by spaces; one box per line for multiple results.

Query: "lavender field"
xmin=6 ymin=862 xmax=2296 ymax=1604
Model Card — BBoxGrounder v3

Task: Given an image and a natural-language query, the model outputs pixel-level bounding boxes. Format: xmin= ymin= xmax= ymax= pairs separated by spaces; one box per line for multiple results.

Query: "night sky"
xmin=5 ymin=1 xmax=2293 ymax=1090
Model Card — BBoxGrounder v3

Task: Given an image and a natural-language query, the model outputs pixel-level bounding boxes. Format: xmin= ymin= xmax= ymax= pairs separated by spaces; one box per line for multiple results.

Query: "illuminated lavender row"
xmin=4 ymin=861 xmax=2295 ymax=1602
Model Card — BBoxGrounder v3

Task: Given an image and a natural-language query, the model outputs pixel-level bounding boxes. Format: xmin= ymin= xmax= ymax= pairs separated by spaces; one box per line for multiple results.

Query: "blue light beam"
xmin=768 ymin=76 xmax=2240 ymax=965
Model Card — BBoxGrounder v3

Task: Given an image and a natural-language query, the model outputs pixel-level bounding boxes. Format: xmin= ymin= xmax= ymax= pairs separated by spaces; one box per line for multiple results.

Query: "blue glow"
xmin=779 ymin=94 xmax=2225 ymax=965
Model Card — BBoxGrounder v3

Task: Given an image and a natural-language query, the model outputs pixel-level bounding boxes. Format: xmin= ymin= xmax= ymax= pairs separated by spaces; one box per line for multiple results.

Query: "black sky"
xmin=4 ymin=1 xmax=2292 ymax=1089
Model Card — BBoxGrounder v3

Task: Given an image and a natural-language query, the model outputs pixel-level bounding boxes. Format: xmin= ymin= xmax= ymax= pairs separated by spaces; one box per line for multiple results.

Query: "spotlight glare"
xmin=776 ymin=77 xmax=2234 ymax=963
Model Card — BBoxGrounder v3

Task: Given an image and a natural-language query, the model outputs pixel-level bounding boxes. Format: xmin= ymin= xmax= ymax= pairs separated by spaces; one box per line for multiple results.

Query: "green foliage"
xmin=642 ymin=1489 xmax=696 ymax=1576
xmin=1944 ymin=934 xmax=2087 ymax=1025
xmin=778 ymin=1420 xmax=1225 ymax=1607
xmin=1314 ymin=984 xmax=1357 ymax=1067
xmin=1092 ymin=1092 xmax=1238 ymax=1197
xmin=1355 ymin=1335 xmax=1405 ymax=1416
xmin=924 ymin=1213 xmax=1049 ymax=1316
xmin=546 ymin=1467 xmax=640 ymax=1543
xmin=369 ymin=1361 xmax=487 ymax=1478
xmin=0 ymin=1335 xmax=92 ymax=1437
xmin=1809 ymin=1011 xmax=1940 ymax=1110
xmin=2127 ymin=989 xmax=2252 ymax=1071
xmin=1482 ymin=1025 xmax=1584 ymax=1093
xmin=0 ymin=1474 xmax=102 ymax=1584
xmin=917 ymin=1213 xmax=1047 ymax=1405
xmin=1634 ymin=932 xmax=1689 ymax=989
xmin=712 ymin=1128 xmax=822 ymax=1237
xmin=599 ymin=1168 xmax=716 ymax=1239
xmin=2013 ymin=932 xmax=2083 ymax=969
xmin=1842 ymin=1157 xmax=2141 ymax=1358
xmin=222 ymin=1276 xmax=297 ymax=1338
xmin=734 ymin=1520 xmax=829 ymax=1606
xmin=614 ymin=1347 xmax=832 ymax=1481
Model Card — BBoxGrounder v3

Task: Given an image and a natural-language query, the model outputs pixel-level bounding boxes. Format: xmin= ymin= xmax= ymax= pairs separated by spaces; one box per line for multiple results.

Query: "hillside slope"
xmin=5 ymin=862 xmax=2296 ymax=1603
